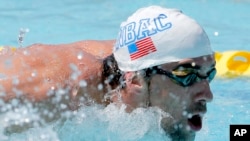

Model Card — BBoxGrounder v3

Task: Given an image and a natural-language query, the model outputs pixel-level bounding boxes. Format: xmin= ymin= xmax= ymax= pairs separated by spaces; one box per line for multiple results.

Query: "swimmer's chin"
xmin=161 ymin=118 xmax=196 ymax=141
xmin=168 ymin=132 xmax=196 ymax=141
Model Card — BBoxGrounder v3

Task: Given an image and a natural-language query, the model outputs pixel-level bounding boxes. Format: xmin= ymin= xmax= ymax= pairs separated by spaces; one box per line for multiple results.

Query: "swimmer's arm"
xmin=0 ymin=44 xmax=72 ymax=101
xmin=0 ymin=40 xmax=114 ymax=102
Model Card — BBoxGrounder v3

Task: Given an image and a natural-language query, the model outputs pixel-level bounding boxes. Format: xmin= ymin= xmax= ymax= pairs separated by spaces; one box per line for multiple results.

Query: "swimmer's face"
xmin=148 ymin=54 xmax=216 ymax=140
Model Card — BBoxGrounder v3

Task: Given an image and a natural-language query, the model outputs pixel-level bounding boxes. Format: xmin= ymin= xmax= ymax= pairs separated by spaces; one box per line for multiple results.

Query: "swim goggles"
xmin=144 ymin=66 xmax=217 ymax=87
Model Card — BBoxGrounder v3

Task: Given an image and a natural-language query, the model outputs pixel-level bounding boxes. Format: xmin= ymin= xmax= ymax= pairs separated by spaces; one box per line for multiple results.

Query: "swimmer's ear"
xmin=124 ymin=71 xmax=145 ymax=87
xmin=122 ymin=71 xmax=150 ymax=110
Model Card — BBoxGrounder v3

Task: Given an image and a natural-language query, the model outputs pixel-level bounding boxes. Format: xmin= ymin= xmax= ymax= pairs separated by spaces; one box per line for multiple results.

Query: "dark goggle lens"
xmin=182 ymin=73 xmax=198 ymax=86
xmin=144 ymin=67 xmax=216 ymax=87
xmin=207 ymin=68 xmax=217 ymax=82
xmin=175 ymin=68 xmax=217 ymax=87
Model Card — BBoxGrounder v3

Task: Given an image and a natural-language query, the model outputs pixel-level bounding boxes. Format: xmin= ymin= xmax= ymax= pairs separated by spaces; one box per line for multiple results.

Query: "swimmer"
xmin=0 ymin=6 xmax=216 ymax=141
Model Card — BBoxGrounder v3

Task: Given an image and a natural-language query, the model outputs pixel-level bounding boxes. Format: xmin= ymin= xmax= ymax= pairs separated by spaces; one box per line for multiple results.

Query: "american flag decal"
xmin=127 ymin=37 xmax=157 ymax=60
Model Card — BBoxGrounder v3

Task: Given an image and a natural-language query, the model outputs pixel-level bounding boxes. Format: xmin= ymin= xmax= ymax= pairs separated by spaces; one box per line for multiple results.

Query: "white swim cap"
xmin=113 ymin=6 xmax=213 ymax=71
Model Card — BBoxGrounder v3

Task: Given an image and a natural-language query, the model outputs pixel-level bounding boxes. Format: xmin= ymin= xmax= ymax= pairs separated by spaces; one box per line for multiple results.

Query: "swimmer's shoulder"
xmin=16 ymin=39 xmax=115 ymax=59
xmin=67 ymin=40 xmax=115 ymax=58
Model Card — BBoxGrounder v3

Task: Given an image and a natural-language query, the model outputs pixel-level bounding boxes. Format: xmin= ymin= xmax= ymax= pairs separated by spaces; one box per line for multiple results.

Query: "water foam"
xmin=1 ymin=103 xmax=172 ymax=141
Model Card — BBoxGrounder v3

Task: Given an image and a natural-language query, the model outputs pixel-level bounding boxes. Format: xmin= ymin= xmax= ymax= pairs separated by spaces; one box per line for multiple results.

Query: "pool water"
xmin=0 ymin=0 xmax=250 ymax=141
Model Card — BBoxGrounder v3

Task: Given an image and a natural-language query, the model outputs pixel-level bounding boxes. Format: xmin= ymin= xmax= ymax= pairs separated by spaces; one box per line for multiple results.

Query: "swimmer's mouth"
xmin=187 ymin=114 xmax=203 ymax=131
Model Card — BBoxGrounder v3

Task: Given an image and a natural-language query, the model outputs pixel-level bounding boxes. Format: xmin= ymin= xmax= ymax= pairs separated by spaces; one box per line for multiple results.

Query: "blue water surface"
xmin=0 ymin=0 xmax=250 ymax=141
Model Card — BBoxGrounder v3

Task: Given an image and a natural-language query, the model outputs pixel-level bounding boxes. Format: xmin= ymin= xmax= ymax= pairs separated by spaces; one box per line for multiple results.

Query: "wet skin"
xmin=118 ymin=54 xmax=215 ymax=141
xmin=0 ymin=40 xmax=215 ymax=140
xmin=148 ymin=55 xmax=215 ymax=140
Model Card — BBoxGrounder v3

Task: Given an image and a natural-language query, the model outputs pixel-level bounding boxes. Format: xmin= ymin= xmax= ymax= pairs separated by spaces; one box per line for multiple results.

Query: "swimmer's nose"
xmin=194 ymin=80 xmax=213 ymax=103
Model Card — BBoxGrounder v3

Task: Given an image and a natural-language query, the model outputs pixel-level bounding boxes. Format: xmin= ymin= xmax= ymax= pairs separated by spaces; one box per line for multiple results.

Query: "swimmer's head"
xmin=113 ymin=5 xmax=213 ymax=71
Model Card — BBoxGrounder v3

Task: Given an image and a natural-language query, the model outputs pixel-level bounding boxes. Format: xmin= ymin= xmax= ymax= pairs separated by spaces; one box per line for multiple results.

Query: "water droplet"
xmin=4 ymin=117 xmax=9 ymax=122
xmin=60 ymin=104 xmax=67 ymax=109
xmin=79 ymin=80 xmax=87 ymax=87
xmin=14 ymin=120 xmax=20 ymax=125
xmin=182 ymin=111 xmax=188 ymax=116
xmin=4 ymin=59 xmax=12 ymax=67
xmin=73 ymin=111 xmax=78 ymax=115
xmin=71 ymin=72 xmax=78 ymax=80
xmin=63 ymin=111 xmax=72 ymax=118
xmin=77 ymin=52 xmax=83 ymax=60
xmin=46 ymin=78 xmax=51 ymax=82
xmin=214 ymin=31 xmax=219 ymax=36
xmin=25 ymin=28 xmax=30 ymax=32
xmin=191 ymin=62 xmax=196 ymax=67
xmin=12 ymin=77 xmax=19 ymax=85
xmin=0 ymin=92 xmax=5 ymax=97
xmin=48 ymin=112 xmax=54 ymax=118
xmin=40 ymin=134 xmax=47 ymax=139
xmin=11 ymin=99 xmax=19 ymax=106
xmin=18 ymin=28 xmax=29 ymax=48
xmin=24 ymin=118 xmax=30 ymax=123
xmin=23 ymin=50 xmax=29 ymax=55
xmin=51 ymin=86 xmax=55 ymax=90
xmin=43 ymin=109 xmax=49 ymax=115
xmin=12 ymin=87 xmax=23 ymax=97
xmin=181 ymin=101 xmax=187 ymax=105
xmin=34 ymin=86 xmax=39 ymax=92
xmin=31 ymin=71 xmax=37 ymax=77
xmin=186 ymin=125 xmax=191 ymax=131
xmin=27 ymin=77 xmax=33 ymax=82
xmin=98 ymin=83 xmax=103 ymax=90
xmin=69 ymin=63 xmax=78 ymax=71
xmin=203 ymin=56 xmax=208 ymax=61
xmin=80 ymin=113 xmax=86 ymax=118
xmin=56 ymin=88 xmax=66 ymax=95
xmin=0 ymin=99 xmax=5 ymax=106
